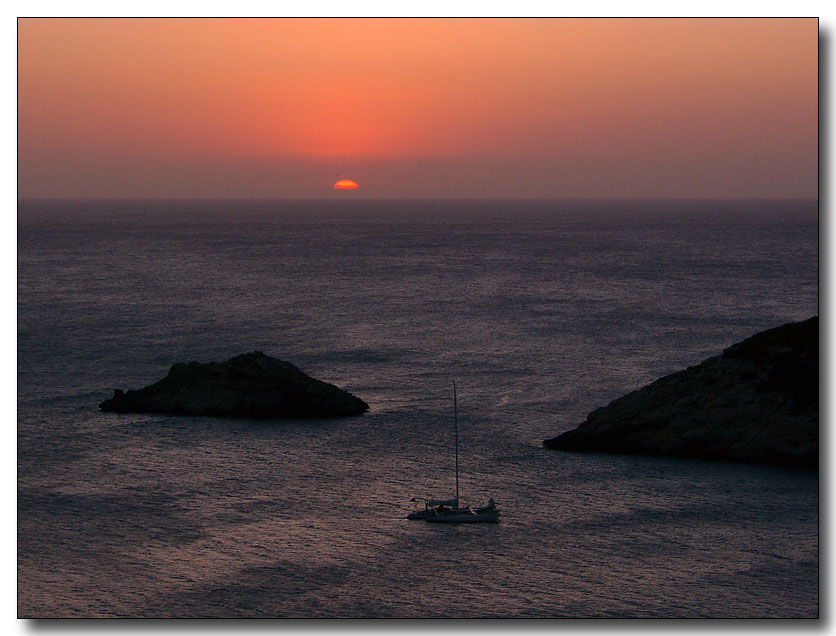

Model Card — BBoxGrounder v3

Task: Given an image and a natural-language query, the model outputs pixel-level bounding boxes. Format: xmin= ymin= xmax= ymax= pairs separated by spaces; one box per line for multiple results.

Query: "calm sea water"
xmin=17 ymin=198 xmax=818 ymax=618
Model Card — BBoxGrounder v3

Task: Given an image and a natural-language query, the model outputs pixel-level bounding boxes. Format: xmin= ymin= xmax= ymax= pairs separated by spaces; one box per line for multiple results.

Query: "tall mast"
xmin=453 ymin=380 xmax=459 ymax=507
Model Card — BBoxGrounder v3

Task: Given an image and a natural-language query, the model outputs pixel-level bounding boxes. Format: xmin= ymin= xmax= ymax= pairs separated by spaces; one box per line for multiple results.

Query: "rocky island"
xmin=544 ymin=317 xmax=818 ymax=467
xmin=100 ymin=352 xmax=369 ymax=418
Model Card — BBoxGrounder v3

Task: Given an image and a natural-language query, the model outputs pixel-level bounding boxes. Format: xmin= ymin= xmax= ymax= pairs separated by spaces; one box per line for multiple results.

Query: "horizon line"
xmin=16 ymin=195 xmax=820 ymax=203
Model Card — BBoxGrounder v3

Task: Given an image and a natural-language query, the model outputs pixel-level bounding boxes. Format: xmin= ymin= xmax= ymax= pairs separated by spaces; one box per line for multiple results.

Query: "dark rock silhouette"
xmin=100 ymin=352 xmax=369 ymax=418
xmin=544 ymin=317 xmax=818 ymax=467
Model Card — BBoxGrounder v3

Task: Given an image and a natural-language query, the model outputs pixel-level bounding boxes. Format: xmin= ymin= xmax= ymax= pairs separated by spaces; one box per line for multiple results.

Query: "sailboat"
xmin=406 ymin=381 xmax=500 ymax=523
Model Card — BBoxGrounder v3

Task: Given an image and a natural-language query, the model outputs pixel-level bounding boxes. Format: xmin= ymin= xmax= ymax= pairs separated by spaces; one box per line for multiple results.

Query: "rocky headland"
xmin=100 ymin=352 xmax=369 ymax=418
xmin=544 ymin=317 xmax=818 ymax=467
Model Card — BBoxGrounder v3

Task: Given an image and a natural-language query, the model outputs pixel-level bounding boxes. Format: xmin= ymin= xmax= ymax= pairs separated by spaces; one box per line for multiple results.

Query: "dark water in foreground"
xmin=18 ymin=198 xmax=818 ymax=617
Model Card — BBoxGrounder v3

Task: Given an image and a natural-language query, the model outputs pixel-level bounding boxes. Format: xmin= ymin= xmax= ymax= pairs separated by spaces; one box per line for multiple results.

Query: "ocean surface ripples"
xmin=18 ymin=198 xmax=818 ymax=617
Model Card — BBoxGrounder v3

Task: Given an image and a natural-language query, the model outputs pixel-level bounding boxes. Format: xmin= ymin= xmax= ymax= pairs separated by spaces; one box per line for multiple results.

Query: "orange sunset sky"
xmin=18 ymin=18 xmax=818 ymax=199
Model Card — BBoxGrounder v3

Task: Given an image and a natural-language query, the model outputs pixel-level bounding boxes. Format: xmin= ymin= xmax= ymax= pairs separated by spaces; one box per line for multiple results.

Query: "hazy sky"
xmin=18 ymin=18 xmax=817 ymax=199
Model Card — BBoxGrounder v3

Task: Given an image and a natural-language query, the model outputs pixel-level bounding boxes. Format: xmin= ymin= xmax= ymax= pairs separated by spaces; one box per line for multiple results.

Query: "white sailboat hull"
xmin=425 ymin=509 xmax=500 ymax=523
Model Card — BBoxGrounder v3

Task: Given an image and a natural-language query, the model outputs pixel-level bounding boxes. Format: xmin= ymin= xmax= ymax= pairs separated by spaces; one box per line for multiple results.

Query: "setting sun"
xmin=333 ymin=179 xmax=359 ymax=190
